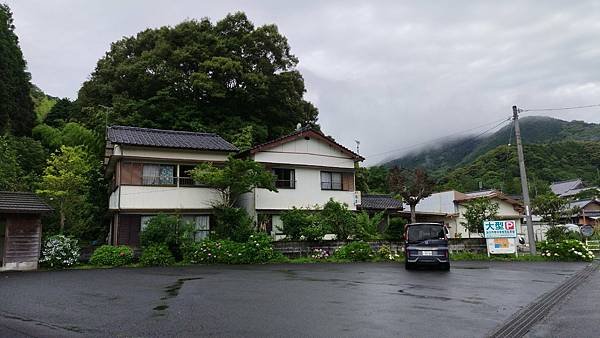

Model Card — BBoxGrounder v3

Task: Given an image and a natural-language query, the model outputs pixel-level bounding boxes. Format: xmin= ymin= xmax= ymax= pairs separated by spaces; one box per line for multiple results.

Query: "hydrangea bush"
xmin=140 ymin=244 xmax=175 ymax=266
xmin=310 ymin=248 xmax=330 ymax=260
xmin=538 ymin=239 xmax=595 ymax=262
xmin=376 ymin=244 xmax=402 ymax=261
xmin=183 ymin=233 xmax=282 ymax=264
xmin=89 ymin=245 xmax=134 ymax=266
xmin=39 ymin=235 xmax=80 ymax=268
xmin=333 ymin=241 xmax=374 ymax=261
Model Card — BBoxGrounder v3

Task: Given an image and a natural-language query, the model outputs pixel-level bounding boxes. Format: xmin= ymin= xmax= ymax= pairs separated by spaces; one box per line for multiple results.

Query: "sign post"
xmin=483 ymin=220 xmax=518 ymax=257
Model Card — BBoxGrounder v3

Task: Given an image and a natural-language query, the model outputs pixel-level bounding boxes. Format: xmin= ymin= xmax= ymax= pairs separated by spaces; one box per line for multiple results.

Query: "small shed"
xmin=0 ymin=191 xmax=53 ymax=271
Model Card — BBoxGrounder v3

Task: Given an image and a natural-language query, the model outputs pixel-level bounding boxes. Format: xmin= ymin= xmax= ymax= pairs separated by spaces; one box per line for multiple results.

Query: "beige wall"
xmin=110 ymin=186 xmax=219 ymax=210
xmin=253 ymin=137 xmax=355 ymax=169
xmin=116 ymin=145 xmax=230 ymax=162
xmin=451 ymin=198 xmax=523 ymax=239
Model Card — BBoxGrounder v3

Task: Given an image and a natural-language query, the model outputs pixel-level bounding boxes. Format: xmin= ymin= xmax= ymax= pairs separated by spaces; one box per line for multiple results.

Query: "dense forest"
xmin=0 ymin=6 xmax=319 ymax=242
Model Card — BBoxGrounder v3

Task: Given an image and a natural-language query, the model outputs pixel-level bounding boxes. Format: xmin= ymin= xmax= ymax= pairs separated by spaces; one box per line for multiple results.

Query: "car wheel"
xmin=440 ymin=262 xmax=450 ymax=271
xmin=405 ymin=262 xmax=413 ymax=270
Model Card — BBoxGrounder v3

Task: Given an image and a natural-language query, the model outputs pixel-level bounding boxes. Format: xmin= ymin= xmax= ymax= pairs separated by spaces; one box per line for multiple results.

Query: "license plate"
xmin=421 ymin=251 xmax=433 ymax=256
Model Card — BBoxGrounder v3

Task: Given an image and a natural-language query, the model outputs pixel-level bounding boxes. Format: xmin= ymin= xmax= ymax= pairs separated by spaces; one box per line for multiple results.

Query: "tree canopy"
xmin=388 ymin=167 xmax=435 ymax=223
xmin=77 ymin=12 xmax=319 ymax=142
xmin=460 ymin=198 xmax=499 ymax=235
xmin=0 ymin=4 xmax=35 ymax=136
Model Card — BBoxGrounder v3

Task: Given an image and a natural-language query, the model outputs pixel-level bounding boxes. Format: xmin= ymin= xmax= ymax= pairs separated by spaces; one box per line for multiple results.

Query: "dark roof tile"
xmin=107 ymin=126 xmax=238 ymax=152
xmin=360 ymin=194 xmax=404 ymax=210
xmin=0 ymin=192 xmax=53 ymax=214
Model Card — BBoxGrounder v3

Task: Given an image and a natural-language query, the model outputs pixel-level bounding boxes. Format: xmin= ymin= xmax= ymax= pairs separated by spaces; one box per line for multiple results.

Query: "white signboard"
xmin=484 ymin=220 xmax=517 ymax=255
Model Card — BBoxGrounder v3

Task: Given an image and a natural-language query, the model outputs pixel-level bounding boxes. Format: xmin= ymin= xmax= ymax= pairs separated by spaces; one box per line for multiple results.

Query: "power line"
xmin=521 ymin=103 xmax=600 ymax=112
xmin=362 ymin=116 xmax=512 ymax=162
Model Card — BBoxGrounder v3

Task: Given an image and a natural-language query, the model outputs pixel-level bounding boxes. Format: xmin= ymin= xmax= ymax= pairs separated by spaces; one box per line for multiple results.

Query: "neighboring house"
xmin=237 ymin=126 xmax=364 ymax=236
xmin=407 ymin=190 xmax=524 ymax=239
xmin=568 ymin=199 xmax=600 ymax=225
xmin=550 ymin=179 xmax=599 ymax=198
xmin=358 ymin=194 xmax=404 ymax=228
xmin=105 ymin=126 xmax=238 ymax=246
xmin=0 ymin=191 xmax=53 ymax=271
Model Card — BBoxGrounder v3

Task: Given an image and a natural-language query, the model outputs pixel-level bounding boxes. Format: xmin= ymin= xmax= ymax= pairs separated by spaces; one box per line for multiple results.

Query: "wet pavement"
xmin=0 ymin=261 xmax=588 ymax=337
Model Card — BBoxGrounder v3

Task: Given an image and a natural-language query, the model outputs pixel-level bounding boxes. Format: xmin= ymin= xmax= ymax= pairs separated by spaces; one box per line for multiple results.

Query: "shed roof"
xmin=550 ymin=179 xmax=584 ymax=196
xmin=107 ymin=125 xmax=238 ymax=152
xmin=0 ymin=192 xmax=53 ymax=214
xmin=360 ymin=194 xmax=404 ymax=210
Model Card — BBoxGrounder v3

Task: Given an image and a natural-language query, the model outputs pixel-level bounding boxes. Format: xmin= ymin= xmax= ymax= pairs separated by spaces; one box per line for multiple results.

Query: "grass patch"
xmin=450 ymin=252 xmax=548 ymax=262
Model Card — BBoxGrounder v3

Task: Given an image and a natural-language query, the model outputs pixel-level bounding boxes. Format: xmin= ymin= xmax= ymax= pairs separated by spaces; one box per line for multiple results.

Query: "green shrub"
xmin=300 ymin=222 xmax=327 ymax=241
xmin=183 ymin=233 xmax=283 ymax=264
xmin=538 ymin=239 xmax=595 ymax=261
xmin=140 ymin=214 xmax=193 ymax=260
xmin=545 ymin=225 xmax=581 ymax=242
xmin=384 ymin=217 xmax=406 ymax=240
xmin=280 ymin=207 xmax=314 ymax=240
xmin=355 ymin=211 xmax=385 ymax=240
xmin=321 ymin=199 xmax=356 ymax=240
xmin=213 ymin=207 xmax=255 ymax=242
xmin=89 ymin=245 xmax=134 ymax=266
xmin=39 ymin=235 xmax=80 ymax=268
xmin=140 ymin=244 xmax=175 ymax=266
xmin=334 ymin=241 xmax=374 ymax=261
xmin=376 ymin=244 xmax=401 ymax=261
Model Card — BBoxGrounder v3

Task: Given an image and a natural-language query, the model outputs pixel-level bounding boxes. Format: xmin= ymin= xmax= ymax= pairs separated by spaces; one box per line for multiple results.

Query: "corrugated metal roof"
xmin=360 ymin=194 xmax=403 ymax=210
xmin=107 ymin=126 xmax=238 ymax=152
xmin=0 ymin=192 xmax=53 ymax=214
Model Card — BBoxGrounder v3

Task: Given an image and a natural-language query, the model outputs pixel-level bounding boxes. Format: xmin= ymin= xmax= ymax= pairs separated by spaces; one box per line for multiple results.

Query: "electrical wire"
xmin=520 ymin=103 xmax=600 ymax=112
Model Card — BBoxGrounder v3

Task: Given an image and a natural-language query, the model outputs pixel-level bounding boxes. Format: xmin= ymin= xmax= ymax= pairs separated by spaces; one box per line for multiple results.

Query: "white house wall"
xmin=253 ymin=137 xmax=355 ymax=169
xmin=111 ymin=186 xmax=219 ymax=210
xmin=255 ymin=167 xmax=360 ymax=210
xmin=452 ymin=198 xmax=523 ymax=239
xmin=120 ymin=146 xmax=230 ymax=162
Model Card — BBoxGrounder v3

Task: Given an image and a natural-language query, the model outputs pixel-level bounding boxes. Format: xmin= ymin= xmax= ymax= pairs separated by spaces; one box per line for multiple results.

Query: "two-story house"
xmin=105 ymin=126 xmax=238 ymax=246
xmin=238 ymin=126 xmax=364 ymax=236
xmin=105 ymin=125 xmax=363 ymax=245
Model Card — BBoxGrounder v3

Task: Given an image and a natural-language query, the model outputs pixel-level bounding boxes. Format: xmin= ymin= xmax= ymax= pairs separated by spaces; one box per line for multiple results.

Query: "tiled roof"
xmin=107 ymin=126 xmax=238 ymax=152
xmin=550 ymin=179 xmax=584 ymax=196
xmin=240 ymin=126 xmax=364 ymax=161
xmin=360 ymin=194 xmax=404 ymax=210
xmin=0 ymin=192 xmax=53 ymax=214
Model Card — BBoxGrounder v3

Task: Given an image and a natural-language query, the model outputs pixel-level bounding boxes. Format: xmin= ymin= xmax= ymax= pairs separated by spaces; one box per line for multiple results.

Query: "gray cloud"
xmin=6 ymin=0 xmax=600 ymax=164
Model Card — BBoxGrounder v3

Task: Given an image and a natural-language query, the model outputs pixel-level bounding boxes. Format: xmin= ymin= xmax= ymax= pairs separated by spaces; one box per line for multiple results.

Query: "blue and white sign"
xmin=483 ymin=220 xmax=517 ymax=238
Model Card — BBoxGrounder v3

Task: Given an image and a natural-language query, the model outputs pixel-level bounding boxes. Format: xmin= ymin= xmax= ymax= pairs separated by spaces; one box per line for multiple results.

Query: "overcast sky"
xmin=6 ymin=0 xmax=600 ymax=164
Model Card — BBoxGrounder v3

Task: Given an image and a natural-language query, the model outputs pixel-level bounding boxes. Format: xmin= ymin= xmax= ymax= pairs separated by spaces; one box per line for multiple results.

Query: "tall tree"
xmin=388 ymin=167 xmax=435 ymax=223
xmin=77 ymin=12 xmax=318 ymax=142
xmin=460 ymin=198 xmax=499 ymax=236
xmin=532 ymin=193 xmax=579 ymax=226
xmin=0 ymin=4 xmax=35 ymax=136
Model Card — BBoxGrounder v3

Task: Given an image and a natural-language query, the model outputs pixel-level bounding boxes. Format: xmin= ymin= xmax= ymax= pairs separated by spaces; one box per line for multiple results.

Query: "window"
xmin=142 ymin=164 xmax=175 ymax=185
xmin=321 ymin=171 xmax=342 ymax=190
xmin=182 ymin=215 xmax=210 ymax=241
xmin=273 ymin=168 xmax=295 ymax=189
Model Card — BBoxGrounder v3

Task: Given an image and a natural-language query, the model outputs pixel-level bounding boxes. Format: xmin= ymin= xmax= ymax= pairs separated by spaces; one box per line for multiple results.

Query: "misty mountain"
xmin=381 ymin=116 xmax=600 ymax=174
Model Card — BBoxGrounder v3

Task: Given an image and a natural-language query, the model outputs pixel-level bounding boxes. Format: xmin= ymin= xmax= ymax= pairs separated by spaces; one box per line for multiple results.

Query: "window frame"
xmin=320 ymin=171 xmax=343 ymax=191
xmin=142 ymin=163 xmax=176 ymax=186
xmin=272 ymin=168 xmax=296 ymax=189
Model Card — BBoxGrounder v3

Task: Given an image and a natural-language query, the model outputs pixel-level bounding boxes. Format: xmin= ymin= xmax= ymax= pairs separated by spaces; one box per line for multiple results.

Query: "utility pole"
xmin=513 ymin=106 xmax=536 ymax=255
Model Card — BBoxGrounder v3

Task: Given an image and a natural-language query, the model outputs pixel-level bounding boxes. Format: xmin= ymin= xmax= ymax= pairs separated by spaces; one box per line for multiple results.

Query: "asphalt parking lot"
xmin=0 ymin=261 xmax=589 ymax=337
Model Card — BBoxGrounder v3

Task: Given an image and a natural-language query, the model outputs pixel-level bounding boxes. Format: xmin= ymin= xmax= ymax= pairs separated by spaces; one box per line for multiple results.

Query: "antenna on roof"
xmin=355 ymin=140 xmax=360 ymax=154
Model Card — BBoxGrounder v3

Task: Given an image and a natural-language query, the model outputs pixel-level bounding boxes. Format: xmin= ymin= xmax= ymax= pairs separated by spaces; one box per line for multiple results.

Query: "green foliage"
xmin=190 ymin=156 xmax=277 ymax=208
xmin=183 ymin=233 xmax=282 ymax=264
xmin=320 ymin=199 xmax=356 ymax=240
xmin=32 ymin=122 xmax=102 ymax=155
xmin=39 ymin=235 xmax=80 ymax=268
xmin=280 ymin=207 xmax=324 ymax=240
xmin=355 ymin=166 xmax=390 ymax=194
xmin=460 ymin=197 xmax=499 ymax=234
xmin=140 ymin=244 xmax=175 ymax=266
xmin=384 ymin=217 xmax=407 ymax=240
xmin=30 ymin=84 xmax=57 ymax=123
xmin=77 ymin=12 xmax=318 ymax=142
xmin=212 ymin=207 xmax=255 ymax=242
xmin=44 ymin=98 xmax=79 ymax=127
xmin=545 ymin=225 xmax=581 ymax=243
xmin=533 ymin=193 xmax=579 ymax=226
xmin=0 ymin=4 xmax=35 ymax=136
xmin=89 ymin=245 xmax=134 ymax=266
xmin=355 ymin=211 xmax=385 ymax=241
xmin=37 ymin=146 xmax=96 ymax=235
xmin=538 ymin=239 xmax=595 ymax=261
xmin=333 ymin=241 xmax=374 ymax=261
xmin=0 ymin=135 xmax=23 ymax=191
xmin=140 ymin=214 xmax=194 ymax=260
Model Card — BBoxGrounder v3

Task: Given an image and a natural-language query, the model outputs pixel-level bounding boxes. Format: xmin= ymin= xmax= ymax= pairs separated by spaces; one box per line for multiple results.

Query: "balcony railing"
xmin=139 ymin=176 xmax=207 ymax=187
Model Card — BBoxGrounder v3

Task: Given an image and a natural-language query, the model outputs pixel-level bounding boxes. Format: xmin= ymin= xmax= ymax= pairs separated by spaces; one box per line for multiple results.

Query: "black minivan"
xmin=404 ymin=223 xmax=450 ymax=270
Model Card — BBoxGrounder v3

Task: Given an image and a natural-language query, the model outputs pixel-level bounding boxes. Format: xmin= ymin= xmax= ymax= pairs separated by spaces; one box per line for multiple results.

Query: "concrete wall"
xmin=255 ymin=167 xmax=360 ymax=210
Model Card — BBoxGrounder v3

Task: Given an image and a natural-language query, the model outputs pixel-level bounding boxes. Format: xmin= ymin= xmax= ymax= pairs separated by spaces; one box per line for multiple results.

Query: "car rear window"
xmin=407 ymin=225 xmax=445 ymax=243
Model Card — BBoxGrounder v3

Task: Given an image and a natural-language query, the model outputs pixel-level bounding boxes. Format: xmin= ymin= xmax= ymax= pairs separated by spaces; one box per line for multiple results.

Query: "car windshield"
xmin=407 ymin=225 xmax=445 ymax=243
